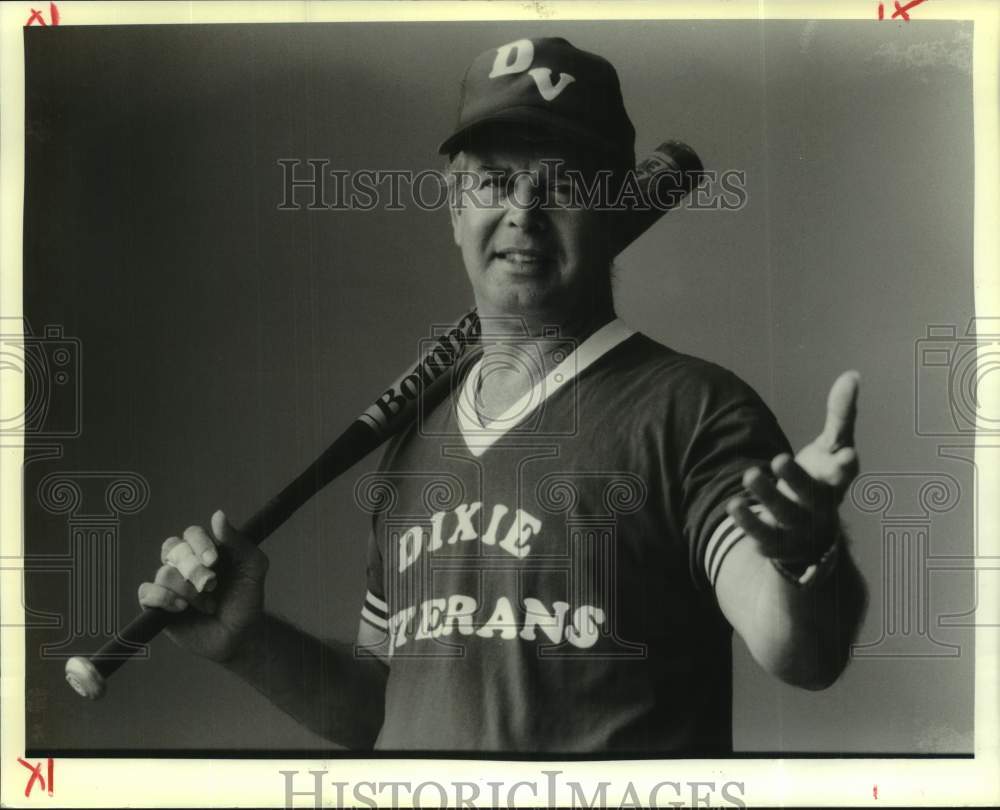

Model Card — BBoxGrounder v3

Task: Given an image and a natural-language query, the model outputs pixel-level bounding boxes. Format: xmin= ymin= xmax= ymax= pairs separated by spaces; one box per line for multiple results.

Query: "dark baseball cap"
xmin=438 ymin=37 xmax=636 ymax=167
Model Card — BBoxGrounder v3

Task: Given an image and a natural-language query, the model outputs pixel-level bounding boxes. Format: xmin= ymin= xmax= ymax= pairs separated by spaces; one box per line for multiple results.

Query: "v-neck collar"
xmin=456 ymin=317 xmax=635 ymax=456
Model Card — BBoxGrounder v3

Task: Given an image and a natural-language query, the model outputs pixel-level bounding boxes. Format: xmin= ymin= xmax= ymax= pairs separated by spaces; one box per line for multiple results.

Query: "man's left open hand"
xmin=726 ymin=371 xmax=861 ymax=565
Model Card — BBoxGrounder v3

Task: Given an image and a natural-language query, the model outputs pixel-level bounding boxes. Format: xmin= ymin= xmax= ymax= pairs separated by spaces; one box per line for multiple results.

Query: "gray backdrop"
xmin=23 ymin=19 xmax=975 ymax=754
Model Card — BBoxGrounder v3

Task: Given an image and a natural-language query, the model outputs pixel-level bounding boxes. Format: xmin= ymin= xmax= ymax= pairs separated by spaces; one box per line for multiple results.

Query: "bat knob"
xmin=65 ymin=657 xmax=105 ymax=700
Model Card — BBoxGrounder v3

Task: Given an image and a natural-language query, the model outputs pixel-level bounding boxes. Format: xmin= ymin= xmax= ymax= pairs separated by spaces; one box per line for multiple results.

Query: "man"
xmin=138 ymin=37 xmax=866 ymax=753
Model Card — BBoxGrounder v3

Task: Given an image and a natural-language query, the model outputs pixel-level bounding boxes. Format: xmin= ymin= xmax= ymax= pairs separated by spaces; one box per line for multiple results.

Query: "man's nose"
xmin=503 ymin=174 xmax=547 ymax=230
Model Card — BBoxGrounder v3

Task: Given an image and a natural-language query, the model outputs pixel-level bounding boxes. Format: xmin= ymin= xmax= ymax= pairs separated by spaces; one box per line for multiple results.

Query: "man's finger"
xmin=726 ymin=496 xmax=781 ymax=553
xmin=830 ymin=446 xmax=861 ymax=488
xmin=742 ymin=467 xmax=809 ymax=528
xmin=183 ymin=524 xmax=219 ymax=567
xmin=153 ymin=564 xmax=216 ymax=614
xmin=138 ymin=582 xmax=188 ymax=612
xmin=772 ymin=454 xmax=818 ymax=510
xmin=165 ymin=541 xmax=217 ymax=593
xmin=820 ymin=370 xmax=861 ymax=451
xmin=160 ymin=536 xmax=183 ymax=564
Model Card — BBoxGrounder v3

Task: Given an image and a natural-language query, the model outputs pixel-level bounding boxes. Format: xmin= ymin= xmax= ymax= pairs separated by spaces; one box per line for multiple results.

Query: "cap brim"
xmin=438 ymin=105 xmax=627 ymax=160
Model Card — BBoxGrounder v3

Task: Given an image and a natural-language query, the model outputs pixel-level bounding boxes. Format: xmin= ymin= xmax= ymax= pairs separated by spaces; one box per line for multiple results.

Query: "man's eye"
xmin=547 ymin=182 xmax=576 ymax=203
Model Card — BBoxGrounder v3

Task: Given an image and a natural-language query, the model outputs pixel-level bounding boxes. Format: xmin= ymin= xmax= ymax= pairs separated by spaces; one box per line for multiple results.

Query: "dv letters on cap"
xmin=488 ymin=39 xmax=576 ymax=102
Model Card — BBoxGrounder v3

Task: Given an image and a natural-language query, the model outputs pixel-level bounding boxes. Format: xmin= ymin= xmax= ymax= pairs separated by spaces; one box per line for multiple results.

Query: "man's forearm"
xmin=749 ymin=542 xmax=868 ymax=689
xmin=222 ymin=612 xmax=388 ymax=748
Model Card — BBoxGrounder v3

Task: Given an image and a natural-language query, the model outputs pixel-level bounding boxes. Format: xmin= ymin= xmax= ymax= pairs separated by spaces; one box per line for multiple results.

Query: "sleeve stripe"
xmin=360 ymin=605 xmax=389 ymax=630
xmin=365 ymin=590 xmax=388 ymax=617
xmin=705 ymin=503 xmax=767 ymax=587
xmin=706 ymin=521 xmax=744 ymax=586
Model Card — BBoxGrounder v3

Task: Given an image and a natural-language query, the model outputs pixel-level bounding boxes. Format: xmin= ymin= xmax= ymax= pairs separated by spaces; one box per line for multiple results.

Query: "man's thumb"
xmin=821 ymin=370 xmax=861 ymax=450
xmin=211 ymin=509 xmax=252 ymax=554
xmin=211 ymin=509 xmax=268 ymax=576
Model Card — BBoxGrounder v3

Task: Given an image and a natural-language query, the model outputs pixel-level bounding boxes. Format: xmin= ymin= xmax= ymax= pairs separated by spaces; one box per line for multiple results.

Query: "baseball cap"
xmin=438 ymin=37 xmax=636 ymax=168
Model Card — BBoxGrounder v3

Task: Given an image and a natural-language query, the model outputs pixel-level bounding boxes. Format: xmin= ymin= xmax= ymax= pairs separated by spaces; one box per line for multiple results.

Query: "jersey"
xmin=358 ymin=318 xmax=791 ymax=754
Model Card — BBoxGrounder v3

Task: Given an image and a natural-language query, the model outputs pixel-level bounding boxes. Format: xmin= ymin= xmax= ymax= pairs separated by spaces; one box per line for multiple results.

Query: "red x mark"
xmin=878 ymin=0 xmax=927 ymax=19
xmin=25 ymin=2 xmax=59 ymax=26
xmin=16 ymin=757 xmax=53 ymax=798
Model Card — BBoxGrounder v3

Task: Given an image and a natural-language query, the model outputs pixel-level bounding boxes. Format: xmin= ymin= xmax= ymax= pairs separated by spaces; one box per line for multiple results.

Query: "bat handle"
xmin=65 ymin=420 xmax=384 ymax=699
xmin=65 ymin=608 xmax=174 ymax=699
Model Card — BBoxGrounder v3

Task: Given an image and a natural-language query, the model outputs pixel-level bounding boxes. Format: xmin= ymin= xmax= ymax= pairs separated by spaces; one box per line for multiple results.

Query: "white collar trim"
xmin=456 ymin=318 xmax=635 ymax=456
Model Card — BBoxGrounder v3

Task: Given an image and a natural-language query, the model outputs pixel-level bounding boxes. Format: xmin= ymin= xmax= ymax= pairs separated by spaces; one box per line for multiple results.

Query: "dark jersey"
xmin=359 ymin=319 xmax=791 ymax=754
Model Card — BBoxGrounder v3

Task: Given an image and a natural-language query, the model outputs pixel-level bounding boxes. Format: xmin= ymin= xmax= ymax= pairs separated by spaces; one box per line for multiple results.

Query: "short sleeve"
xmin=358 ymin=436 xmax=405 ymax=634
xmin=360 ymin=528 xmax=389 ymax=633
xmin=680 ymin=370 xmax=792 ymax=591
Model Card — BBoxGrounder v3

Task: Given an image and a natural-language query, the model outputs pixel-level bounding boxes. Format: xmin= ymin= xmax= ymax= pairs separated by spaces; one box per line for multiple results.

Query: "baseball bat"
xmin=64 ymin=141 xmax=704 ymax=699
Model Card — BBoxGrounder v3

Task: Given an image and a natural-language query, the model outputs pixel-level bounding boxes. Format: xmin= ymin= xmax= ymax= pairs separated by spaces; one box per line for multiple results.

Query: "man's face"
xmin=448 ymin=135 xmax=614 ymax=325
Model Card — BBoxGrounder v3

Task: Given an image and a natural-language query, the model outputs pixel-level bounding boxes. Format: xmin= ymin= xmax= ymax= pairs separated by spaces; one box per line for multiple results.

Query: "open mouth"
xmin=494 ymin=249 xmax=551 ymax=266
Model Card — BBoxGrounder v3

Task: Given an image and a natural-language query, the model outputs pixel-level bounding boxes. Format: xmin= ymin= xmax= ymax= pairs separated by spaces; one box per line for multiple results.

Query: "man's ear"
xmin=449 ymin=200 xmax=462 ymax=247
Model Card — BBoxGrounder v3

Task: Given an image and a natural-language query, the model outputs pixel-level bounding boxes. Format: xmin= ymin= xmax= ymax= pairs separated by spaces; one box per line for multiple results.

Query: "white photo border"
xmin=1 ymin=1 xmax=997 ymax=807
